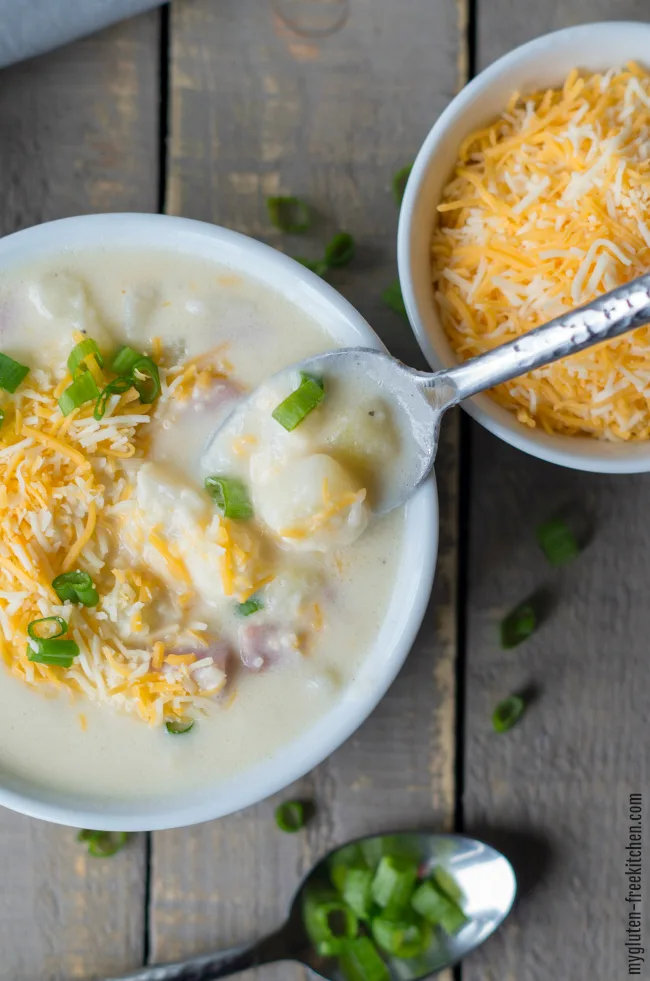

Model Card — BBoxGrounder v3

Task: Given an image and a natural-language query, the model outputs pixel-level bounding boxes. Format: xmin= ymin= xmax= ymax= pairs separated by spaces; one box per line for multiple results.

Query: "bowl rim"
xmin=397 ymin=20 xmax=650 ymax=474
xmin=0 ymin=213 xmax=438 ymax=830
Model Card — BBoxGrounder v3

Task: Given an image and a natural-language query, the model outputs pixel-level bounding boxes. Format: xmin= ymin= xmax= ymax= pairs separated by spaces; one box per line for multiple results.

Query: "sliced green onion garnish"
xmin=342 ymin=867 xmax=374 ymax=919
xmin=68 ymin=338 xmax=104 ymax=377
xmin=371 ymin=856 xmax=418 ymax=913
xmin=324 ymin=232 xmax=355 ymax=268
xmin=300 ymin=371 xmax=324 ymax=390
xmin=165 ymin=719 xmax=195 ymax=735
xmin=310 ymin=901 xmax=358 ymax=948
xmin=275 ymin=800 xmax=305 ymax=833
xmin=338 ymin=937 xmax=389 ymax=981
xmin=131 ymin=356 xmax=161 ymax=403
xmin=205 ymin=476 xmax=253 ymax=520
xmin=381 ymin=280 xmax=407 ymax=317
xmin=94 ymin=376 xmax=133 ymax=421
xmin=536 ymin=516 xmax=580 ymax=566
xmin=371 ymin=915 xmax=431 ymax=959
xmin=392 ymin=164 xmax=413 ymax=205
xmin=267 ymin=196 xmax=312 ymax=233
xmin=27 ymin=616 xmax=67 ymax=640
xmin=295 ymin=235 xmax=354 ymax=277
xmin=52 ymin=570 xmax=99 ymax=607
xmin=492 ymin=695 xmax=525 ymax=734
xmin=438 ymin=901 xmax=470 ymax=936
xmin=360 ymin=837 xmax=391 ymax=868
xmin=411 ymin=879 xmax=460 ymax=925
xmin=296 ymin=257 xmax=330 ymax=277
xmin=500 ymin=600 xmax=536 ymax=649
xmin=0 ymin=409 xmax=5 ymax=428
xmin=330 ymin=864 xmax=349 ymax=895
xmin=317 ymin=938 xmax=348 ymax=958
xmin=329 ymin=844 xmax=368 ymax=894
xmin=27 ymin=638 xmax=80 ymax=667
xmin=237 ymin=597 xmax=263 ymax=617
xmin=430 ymin=865 xmax=465 ymax=907
xmin=77 ymin=829 xmax=128 ymax=858
xmin=58 ymin=371 xmax=100 ymax=416
xmin=306 ymin=846 xmax=467 ymax=972
xmin=111 ymin=346 xmax=142 ymax=375
xmin=304 ymin=886 xmax=356 ymax=951
xmin=0 ymin=353 xmax=29 ymax=393
xmin=272 ymin=375 xmax=325 ymax=431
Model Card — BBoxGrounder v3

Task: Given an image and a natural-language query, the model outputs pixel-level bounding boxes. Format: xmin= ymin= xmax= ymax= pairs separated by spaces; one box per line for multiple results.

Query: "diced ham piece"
xmin=238 ymin=623 xmax=299 ymax=672
xmin=191 ymin=378 xmax=242 ymax=414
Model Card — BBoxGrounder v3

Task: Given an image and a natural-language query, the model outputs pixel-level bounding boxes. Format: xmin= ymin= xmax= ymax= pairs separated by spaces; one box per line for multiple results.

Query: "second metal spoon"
xmin=107 ymin=830 xmax=516 ymax=981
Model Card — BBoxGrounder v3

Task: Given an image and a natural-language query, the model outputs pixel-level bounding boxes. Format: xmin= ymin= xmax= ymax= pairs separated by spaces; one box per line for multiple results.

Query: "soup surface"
xmin=0 ymin=248 xmax=404 ymax=801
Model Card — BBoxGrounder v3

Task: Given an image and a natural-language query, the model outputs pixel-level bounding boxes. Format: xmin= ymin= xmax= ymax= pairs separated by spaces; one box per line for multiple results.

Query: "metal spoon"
xmin=203 ymin=273 xmax=650 ymax=513
xmin=107 ymin=831 xmax=516 ymax=981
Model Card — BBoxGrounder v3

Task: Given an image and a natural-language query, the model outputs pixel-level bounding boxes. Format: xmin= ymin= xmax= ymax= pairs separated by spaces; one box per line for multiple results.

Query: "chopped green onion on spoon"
xmin=272 ymin=373 xmax=325 ymax=431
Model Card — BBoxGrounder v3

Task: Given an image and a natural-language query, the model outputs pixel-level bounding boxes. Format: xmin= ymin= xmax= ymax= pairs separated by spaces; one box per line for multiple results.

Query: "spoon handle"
xmin=431 ymin=271 xmax=650 ymax=405
xmin=105 ymin=931 xmax=285 ymax=981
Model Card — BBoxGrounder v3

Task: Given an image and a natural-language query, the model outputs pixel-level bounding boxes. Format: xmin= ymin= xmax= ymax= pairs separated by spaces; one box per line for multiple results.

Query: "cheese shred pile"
xmin=432 ymin=62 xmax=650 ymax=439
xmin=0 ymin=351 xmax=238 ymax=727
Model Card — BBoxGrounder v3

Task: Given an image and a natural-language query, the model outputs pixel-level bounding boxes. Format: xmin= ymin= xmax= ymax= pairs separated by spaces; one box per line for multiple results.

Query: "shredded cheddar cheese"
xmin=165 ymin=653 xmax=196 ymax=666
xmin=432 ymin=62 xmax=650 ymax=440
xmin=0 ymin=354 xmax=243 ymax=728
xmin=215 ymin=519 xmax=273 ymax=602
xmin=148 ymin=528 xmax=192 ymax=585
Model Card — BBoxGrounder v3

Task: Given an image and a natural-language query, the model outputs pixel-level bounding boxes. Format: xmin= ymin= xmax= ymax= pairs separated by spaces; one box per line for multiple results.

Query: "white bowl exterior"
xmin=398 ymin=21 xmax=650 ymax=473
xmin=0 ymin=214 xmax=438 ymax=830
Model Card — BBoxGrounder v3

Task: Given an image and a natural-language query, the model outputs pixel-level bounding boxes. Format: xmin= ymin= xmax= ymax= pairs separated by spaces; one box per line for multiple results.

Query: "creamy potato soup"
xmin=0 ymin=249 xmax=404 ymax=801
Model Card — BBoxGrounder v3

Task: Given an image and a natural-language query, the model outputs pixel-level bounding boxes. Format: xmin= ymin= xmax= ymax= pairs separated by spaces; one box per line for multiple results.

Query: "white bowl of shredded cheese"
xmin=398 ymin=21 xmax=650 ymax=471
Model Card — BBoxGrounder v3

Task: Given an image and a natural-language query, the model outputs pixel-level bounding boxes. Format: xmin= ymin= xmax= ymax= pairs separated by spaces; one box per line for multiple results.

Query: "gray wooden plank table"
xmin=0 ymin=2 xmax=647 ymax=980
xmin=0 ymin=13 xmax=158 ymax=979
xmin=464 ymin=6 xmax=650 ymax=981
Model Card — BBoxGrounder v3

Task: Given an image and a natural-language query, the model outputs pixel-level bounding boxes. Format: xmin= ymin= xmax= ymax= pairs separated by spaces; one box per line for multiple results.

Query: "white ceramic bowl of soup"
xmin=0 ymin=213 xmax=437 ymax=830
xmin=398 ymin=21 xmax=650 ymax=473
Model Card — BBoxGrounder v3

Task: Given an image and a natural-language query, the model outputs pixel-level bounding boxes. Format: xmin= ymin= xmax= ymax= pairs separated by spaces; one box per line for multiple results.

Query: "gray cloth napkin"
xmin=0 ymin=0 xmax=164 ymax=69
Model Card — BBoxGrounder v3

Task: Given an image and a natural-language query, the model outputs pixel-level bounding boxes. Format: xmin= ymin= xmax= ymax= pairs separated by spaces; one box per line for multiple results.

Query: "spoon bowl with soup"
xmin=204 ymin=271 xmax=650 ymax=519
